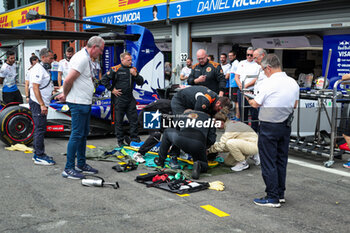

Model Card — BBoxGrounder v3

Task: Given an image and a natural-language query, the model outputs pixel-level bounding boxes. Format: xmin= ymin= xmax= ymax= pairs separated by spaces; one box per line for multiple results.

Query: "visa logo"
xmin=119 ymin=0 xmax=150 ymax=7
xmin=305 ymin=103 xmax=315 ymax=108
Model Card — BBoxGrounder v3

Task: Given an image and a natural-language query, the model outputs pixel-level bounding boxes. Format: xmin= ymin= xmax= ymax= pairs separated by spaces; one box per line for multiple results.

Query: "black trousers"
xmin=139 ymin=131 xmax=161 ymax=155
xmin=3 ymin=89 xmax=23 ymax=104
xmin=159 ymin=128 xmax=208 ymax=172
xmin=138 ymin=131 xmax=179 ymax=156
xmin=258 ymin=121 xmax=291 ymax=199
xmin=171 ymin=96 xmax=186 ymax=115
xmin=29 ymin=99 xmax=47 ymax=156
xmin=115 ymin=98 xmax=139 ymax=143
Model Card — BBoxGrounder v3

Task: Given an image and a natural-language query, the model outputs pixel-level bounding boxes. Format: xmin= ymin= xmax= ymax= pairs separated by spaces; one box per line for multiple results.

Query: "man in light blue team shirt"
xmin=0 ymin=50 xmax=23 ymax=104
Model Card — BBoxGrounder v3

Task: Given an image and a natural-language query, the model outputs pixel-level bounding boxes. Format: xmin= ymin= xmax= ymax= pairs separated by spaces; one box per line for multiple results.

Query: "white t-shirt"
xmin=180 ymin=66 xmax=192 ymax=78
xmin=254 ymin=72 xmax=299 ymax=123
xmin=29 ymin=63 xmax=54 ymax=106
xmin=221 ymin=63 xmax=231 ymax=75
xmin=180 ymin=66 xmax=192 ymax=85
xmin=66 ymin=48 xmax=94 ymax=105
xmin=230 ymin=60 xmax=239 ymax=74
xmin=254 ymin=67 xmax=268 ymax=95
xmin=0 ymin=62 xmax=17 ymax=91
xmin=236 ymin=60 xmax=260 ymax=90
xmin=58 ymin=59 xmax=70 ymax=81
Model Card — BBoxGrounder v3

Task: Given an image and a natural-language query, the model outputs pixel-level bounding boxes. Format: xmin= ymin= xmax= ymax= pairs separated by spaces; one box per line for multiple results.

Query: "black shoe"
xmin=207 ymin=152 xmax=218 ymax=161
xmin=154 ymin=157 xmax=165 ymax=167
xmin=124 ymin=136 xmax=131 ymax=145
xmin=192 ymin=161 xmax=201 ymax=179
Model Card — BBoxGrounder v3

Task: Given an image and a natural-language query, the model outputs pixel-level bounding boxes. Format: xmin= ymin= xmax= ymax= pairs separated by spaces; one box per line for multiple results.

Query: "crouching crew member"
xmin=171 ymin=85 xmax=231 ymax=116
xmin=209 ymin=108 xmax=259 ymax=172
xmin=155 ymin=110 xmax=217 ymax=179
xmin=247 ymin=54 xmax=299 ymax=208
xmin=169 ymin=86 xmax=231 ymax=168
xmin=101 ymin=52 xmax=144 ymax=147
xmin=133 ymin=99 xmax=172 ymax=163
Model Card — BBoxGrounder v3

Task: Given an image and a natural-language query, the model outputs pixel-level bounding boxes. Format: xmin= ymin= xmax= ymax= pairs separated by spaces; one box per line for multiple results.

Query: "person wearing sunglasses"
xmin=234 ymin=47 xmax=260 ymax=132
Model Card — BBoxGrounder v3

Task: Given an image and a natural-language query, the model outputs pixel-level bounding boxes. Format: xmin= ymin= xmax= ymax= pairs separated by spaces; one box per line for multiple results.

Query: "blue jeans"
xmin=65 ymin=103 xmax=91 ymax=169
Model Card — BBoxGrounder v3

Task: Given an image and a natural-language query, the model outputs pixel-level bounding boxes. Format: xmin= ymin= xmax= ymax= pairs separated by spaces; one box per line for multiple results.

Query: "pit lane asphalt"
xmin=0 ymin=134 xmax=349 ymax=233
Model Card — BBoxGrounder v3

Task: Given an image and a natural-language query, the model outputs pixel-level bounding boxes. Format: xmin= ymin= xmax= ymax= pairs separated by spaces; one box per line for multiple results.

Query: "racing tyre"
xmin=0 ymin=106 xmax=34 ymax=146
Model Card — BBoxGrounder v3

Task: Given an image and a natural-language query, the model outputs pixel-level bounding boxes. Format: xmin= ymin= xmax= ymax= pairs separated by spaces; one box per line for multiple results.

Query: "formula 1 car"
xmin=0 ymin=13 xmax=165 ymax=146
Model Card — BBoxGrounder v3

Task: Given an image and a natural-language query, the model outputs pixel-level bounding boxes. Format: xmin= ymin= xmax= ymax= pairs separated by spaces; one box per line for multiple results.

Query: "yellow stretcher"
xmin=123 ymin=146 xmax=219 ymax=168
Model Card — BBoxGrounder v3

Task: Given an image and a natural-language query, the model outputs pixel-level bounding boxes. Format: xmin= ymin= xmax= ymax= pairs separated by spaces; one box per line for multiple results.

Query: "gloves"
xmin=5 ymin=144 xmax=33 ymax=153
xmin=209 ymin=181 xmax=225 ymax=191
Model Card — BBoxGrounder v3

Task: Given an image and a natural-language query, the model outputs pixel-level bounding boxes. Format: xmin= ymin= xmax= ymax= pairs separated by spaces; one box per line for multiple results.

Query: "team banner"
xmin=84 ymin=0 xmax=167 ymax=29
xmin=169 ymin=0 xmax=318 ymax=19
xmin=0 ymin=2 xmax=46 ymax=30
xmin=323 ymin=35 xmax=350 ymax=79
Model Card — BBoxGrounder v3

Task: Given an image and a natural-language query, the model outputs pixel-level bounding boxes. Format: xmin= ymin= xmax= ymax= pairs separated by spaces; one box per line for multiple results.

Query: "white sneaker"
xmin=133 ymin=153 xmax=145 ymax=163
xmin=231 ymin=161 xmax=249 ymax=172
xmin=250 ymin=153 xmax=260 ymax=166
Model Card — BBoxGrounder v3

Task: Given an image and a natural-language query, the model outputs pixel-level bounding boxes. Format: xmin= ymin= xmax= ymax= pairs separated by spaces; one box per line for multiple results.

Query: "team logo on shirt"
xmin=202 ymin=104 xmax=206 ymax=109
xmin=206 ymin=67 xmax=211 ymax=72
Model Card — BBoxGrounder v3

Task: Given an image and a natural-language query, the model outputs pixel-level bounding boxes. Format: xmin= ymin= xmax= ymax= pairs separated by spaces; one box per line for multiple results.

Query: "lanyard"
xmin=85 ymin=48 xmax=94 ymax=81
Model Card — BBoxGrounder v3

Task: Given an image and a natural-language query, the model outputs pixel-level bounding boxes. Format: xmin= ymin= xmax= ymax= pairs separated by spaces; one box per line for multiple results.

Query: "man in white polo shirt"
xmin=29 ymin=48 xmax=55 ymax=166
xmin=57 ymin=36 xmax=105 ymax=180
xmin=247 ymin=54 xmax=299 ymax=208
xmin=234 ymin=47 xmax=260 ymax=132
xmin=253 ymin=48 xmax=268 ymax=95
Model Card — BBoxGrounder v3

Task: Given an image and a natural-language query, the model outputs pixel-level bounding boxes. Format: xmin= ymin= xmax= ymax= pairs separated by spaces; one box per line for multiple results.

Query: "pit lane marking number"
xmin=180 ymin=53 xmax=188 ymax=62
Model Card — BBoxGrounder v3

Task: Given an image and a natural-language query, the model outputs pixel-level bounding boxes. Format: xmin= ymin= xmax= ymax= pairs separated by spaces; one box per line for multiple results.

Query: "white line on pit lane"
xmin=288 ymin=158 xmax=350 ymax=177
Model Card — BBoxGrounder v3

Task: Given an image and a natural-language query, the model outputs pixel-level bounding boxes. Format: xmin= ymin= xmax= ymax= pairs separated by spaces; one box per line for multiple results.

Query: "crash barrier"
xmin=240 ymin=80 xmax=350 ymax=168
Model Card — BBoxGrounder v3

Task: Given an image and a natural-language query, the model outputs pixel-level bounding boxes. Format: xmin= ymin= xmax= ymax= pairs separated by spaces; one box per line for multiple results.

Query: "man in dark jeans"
xmin=29 ymin=48 xmax=55 ymax=165
xmin=247 ymin=54 xmax=299 ymax=208
xmin=101 ymin=52 xmax=144 ymax=147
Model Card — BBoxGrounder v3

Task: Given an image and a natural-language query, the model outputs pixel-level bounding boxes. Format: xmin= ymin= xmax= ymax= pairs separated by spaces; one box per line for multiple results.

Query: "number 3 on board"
xmin=176 ymin=4 xmax=181 ymax=17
